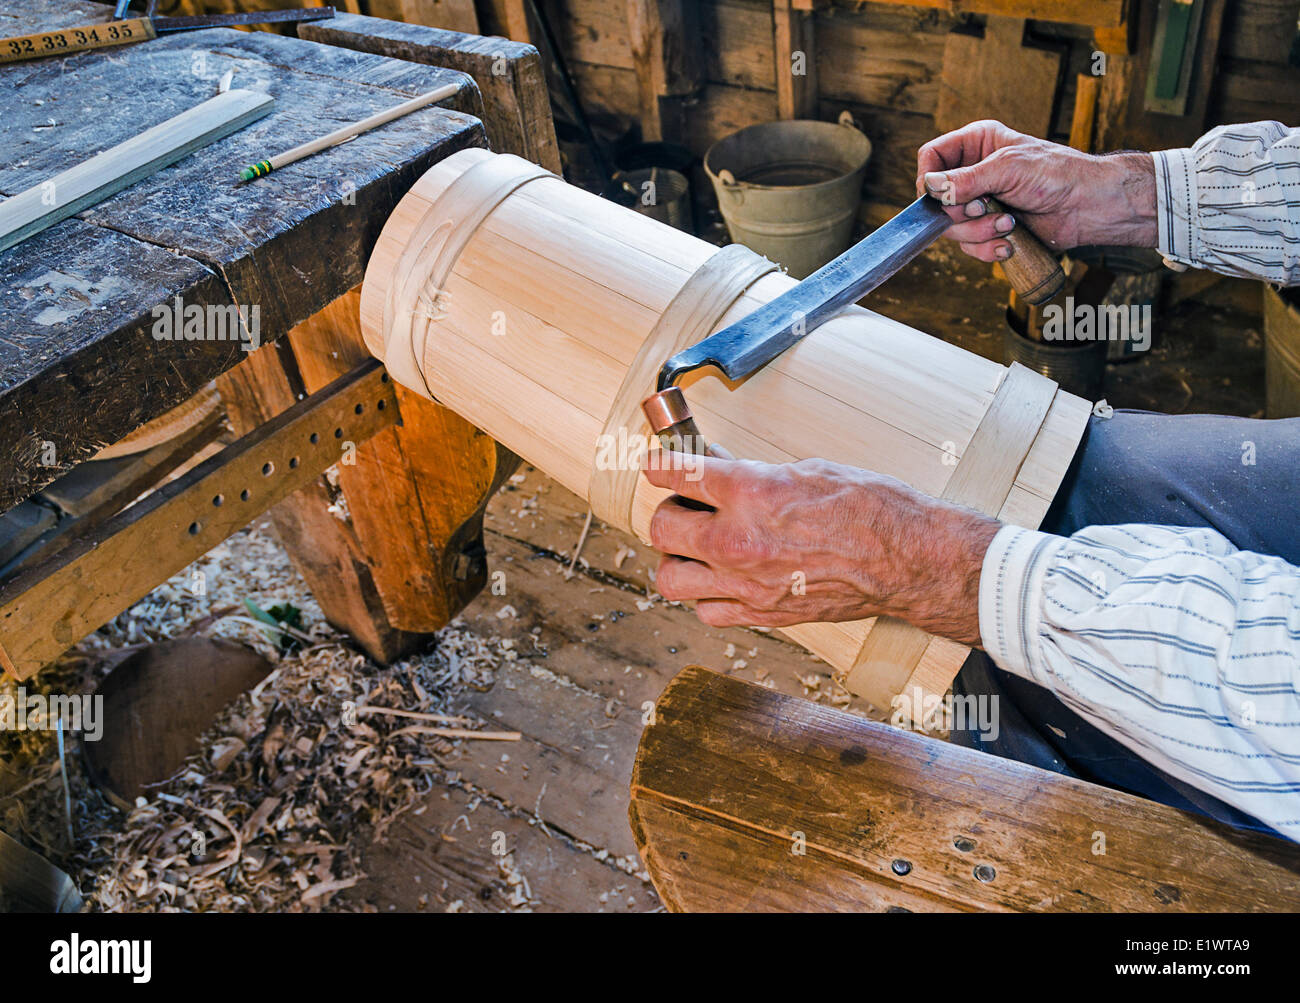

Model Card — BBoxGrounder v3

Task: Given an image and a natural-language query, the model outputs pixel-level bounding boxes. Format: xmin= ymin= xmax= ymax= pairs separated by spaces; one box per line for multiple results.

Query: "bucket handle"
xmin=717 ymin=167 xmax=744 ymax=206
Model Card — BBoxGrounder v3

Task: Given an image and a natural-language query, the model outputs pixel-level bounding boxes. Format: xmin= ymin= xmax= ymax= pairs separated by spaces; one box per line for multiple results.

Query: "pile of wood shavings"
xmin=1 ymin=521 xmax=508 ymax=912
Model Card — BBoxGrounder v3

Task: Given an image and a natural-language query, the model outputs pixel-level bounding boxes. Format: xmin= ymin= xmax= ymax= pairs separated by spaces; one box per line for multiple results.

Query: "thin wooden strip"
xmin=0 ymin=89 xmax=274 ymax=253
xmin=590 ymin=243 xmax=776 ymax=528
xmin=381 ymin=149 xmax=553 ymax=397
xmin=942 ymin=362 xmax=1060 ymax=510
xmin=846 ymin=363 xmax=1059 ymax=709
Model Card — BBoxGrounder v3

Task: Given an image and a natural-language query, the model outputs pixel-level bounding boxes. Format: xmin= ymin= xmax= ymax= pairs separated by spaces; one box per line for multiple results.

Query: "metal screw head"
xmin=953 ymin=836 xmax=976 ymax=853
xmin=974 ymin=864 xmax=996 ymax=883
xmin=890 ymin=858 xmax=912 ymax=877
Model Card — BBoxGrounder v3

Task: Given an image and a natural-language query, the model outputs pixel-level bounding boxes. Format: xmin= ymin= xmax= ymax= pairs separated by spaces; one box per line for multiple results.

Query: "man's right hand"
xmin=915 ymin=119 xmax=1158 ymax=262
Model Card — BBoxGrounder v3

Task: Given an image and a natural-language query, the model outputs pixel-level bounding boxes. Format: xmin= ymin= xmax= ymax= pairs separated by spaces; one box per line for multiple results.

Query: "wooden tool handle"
xmin=981 ymin=196 xmax=1064 ymax=305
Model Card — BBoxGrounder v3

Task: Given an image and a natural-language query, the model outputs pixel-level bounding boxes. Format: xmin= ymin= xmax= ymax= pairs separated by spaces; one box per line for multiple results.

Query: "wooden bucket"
xmin=359 ymin=149 xmax=1091 ymax=711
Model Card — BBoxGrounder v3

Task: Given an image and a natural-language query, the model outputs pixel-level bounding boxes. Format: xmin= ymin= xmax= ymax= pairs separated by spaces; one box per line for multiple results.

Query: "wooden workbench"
xmin=0 ymin=1 xmax=558 ymax=675
xmin=0 ymin=0 xmax=483 ymax=509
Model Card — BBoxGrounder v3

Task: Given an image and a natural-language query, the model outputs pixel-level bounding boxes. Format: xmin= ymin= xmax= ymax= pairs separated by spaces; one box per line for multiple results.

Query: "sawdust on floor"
xmin=0 ymin=519 xmax=530 ymax=912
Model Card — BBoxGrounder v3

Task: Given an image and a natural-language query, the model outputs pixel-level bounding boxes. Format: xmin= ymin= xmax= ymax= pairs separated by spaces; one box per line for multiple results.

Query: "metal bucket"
xmin=1069 ymin=245 xmax=1164 ymax=362
xmin=1004 ymin=307 xmax=1107 ymax=402
xmin=614 ymin=167 xmax=693 ymax=233
xmin=705 ymin=113 xmax=871 ymax=278
xmin=1263 ymin=284 xmax=1300 ymax=418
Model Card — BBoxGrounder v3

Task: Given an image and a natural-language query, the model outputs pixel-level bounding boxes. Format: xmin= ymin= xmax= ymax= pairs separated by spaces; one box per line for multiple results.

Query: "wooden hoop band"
xmin=846 ymin=361 xmax=1060 ymax=709
xmin=588 ymin=242 xmax=777 ymax=531
xmin=381 ymin=149 xmax=555 ymax=400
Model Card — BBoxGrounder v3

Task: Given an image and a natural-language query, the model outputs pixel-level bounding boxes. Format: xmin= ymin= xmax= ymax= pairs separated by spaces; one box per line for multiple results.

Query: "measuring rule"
xmin=0 ymin=8 xmax=334 ymax=65
xmin=0 ymin=18 xmax=156 ymax=64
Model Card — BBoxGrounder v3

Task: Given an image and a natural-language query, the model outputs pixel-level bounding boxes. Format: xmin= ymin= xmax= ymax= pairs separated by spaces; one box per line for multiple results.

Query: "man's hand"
xmin=916 ymin=119 xmax=1157 ymax=261
xmin=642 ymin=451 xmax=1000 ymax=647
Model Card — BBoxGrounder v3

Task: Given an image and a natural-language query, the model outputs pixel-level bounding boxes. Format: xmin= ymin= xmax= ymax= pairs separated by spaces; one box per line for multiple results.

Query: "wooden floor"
xmin=343 ymin=462 xmax=839 ymax=912
xmin=342 ymin=245 xmax=1267 ymax=913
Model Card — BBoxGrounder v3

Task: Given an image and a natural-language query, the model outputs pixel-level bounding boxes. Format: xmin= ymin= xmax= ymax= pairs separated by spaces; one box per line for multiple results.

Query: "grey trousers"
xmin=951 ymin=409 xmax=1300 ymax=836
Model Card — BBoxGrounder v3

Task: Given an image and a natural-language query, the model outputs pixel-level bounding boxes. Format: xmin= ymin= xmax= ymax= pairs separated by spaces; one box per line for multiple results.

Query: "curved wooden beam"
xmin=630 ymin=666 xmax=1300 ymax=913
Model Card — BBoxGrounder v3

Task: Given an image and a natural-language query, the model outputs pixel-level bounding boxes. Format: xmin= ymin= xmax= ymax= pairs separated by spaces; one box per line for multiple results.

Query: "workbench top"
xmin=0 ymin=0 xmax=486 ymax=512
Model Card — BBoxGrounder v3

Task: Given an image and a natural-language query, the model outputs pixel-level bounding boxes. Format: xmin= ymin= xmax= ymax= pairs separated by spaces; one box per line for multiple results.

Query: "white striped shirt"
xmin=980 ymin=121 xmax=1300 ymax=840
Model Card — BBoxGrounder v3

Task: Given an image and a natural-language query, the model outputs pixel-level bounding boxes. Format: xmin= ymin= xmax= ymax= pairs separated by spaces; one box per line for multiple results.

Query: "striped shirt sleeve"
xmin=979 ymin=523 xmax=1300 ymax=841
xmin=1153 ymin=120 xmax=1300 ymax=285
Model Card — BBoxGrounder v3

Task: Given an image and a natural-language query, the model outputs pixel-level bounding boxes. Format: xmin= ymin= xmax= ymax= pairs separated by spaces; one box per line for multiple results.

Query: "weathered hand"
xmin=641 ymin=450 xmax=999 ymax=647
xmin=916 ymin=119 xmax=1157 ymax=261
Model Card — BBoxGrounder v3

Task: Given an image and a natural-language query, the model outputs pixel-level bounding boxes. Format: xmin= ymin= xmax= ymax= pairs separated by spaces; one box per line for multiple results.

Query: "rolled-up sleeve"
xmin=1153 ymin=120 xmax=1300 ymax=285
xmin=980 ymin=522 xmax=1300 ymax=841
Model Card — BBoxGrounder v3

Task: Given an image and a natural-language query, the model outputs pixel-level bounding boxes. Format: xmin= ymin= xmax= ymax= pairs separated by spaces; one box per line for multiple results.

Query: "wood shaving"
xmin=0 ymin=521 xmax=509 ymax=912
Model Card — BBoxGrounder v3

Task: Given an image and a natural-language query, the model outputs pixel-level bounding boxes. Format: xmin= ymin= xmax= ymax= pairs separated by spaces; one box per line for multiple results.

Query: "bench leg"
xmin=215 ymin=288 xmax=513 ymax=663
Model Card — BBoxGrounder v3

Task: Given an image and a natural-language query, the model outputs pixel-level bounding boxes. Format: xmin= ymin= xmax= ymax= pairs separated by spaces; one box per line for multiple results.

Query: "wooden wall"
xmin=516 ymin=0 xmax=1299 ymax=211
xmin=1214 ymin=0 xmax=1300 ymax=126
xmin=167 ymin=0 xmax=1300 ymax=210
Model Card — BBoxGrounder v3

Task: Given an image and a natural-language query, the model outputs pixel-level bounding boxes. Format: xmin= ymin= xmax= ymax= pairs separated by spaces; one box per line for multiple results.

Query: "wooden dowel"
xmin=239 ymin=82 xmax=461 ymax=181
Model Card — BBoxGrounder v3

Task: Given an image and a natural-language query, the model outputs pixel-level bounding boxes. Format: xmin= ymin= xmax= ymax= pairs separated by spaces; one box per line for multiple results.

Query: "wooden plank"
xmin=700 ymin=0 xmax=774 ymax=91
xmin=396 ymin=0 xmax=480 ymax=33
xmin=443 ymin=516 xmax=836 ymax=859
xmin=0 ymin=89 xmax=273 ymax=253
xmin=626 ymin=0 xmax=701 ymax=144
xmin=215 ymin=335 xmax=434 ymax=664
xmin=816 ymin=15 xmax=946 ymax=114
xmin=300 ymin=11 xmax=561 ymax=172
xmin=502 ymin=0 xmax=535 ymax=46
xmin=774 ymin=0 xmax=817 ymax=119
xmin=0 ymin=363 xmax=397 ymax=679
xmin=568 ymin=60 xmax=641 ymax=134
xmin=1069 ymin=71 xmax=1101 ymax=151
xmin=1105 ymin=0 xmax=1228 ymax=151
xmin=632 ymin=667 xmax=1300 ymax=912
xmin=684 ymin=81 xmax=780 ymax=154
xmin=864 ymin=0 xmax=1126 ymax=28
xmin=452 ymin=658 xmax=647 ymax=859
xmin=287 ymin=288 xmax=506 ymax=633
xmin=345 ymin=783 xmax=660 ymax=912
xmin=1220 ymin=0 xmax=1297 ymax=63
xmin=560 ymin=0 xmax=633 ymax=69
xmin=1212 ymin=56 xmax=1300 ymax=126
xmin=936 ymin=17 xmax=1063 ymax=137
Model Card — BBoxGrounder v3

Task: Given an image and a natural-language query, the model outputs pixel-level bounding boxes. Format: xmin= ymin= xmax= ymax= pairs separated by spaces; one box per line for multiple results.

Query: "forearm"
xmin=873 ymin=492 xmax=998 ymax=647
xmin=981 ymin=522 xmax=1300 ymax=841
xmin=1079 ymin=151 xmax=1158 ymax=249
